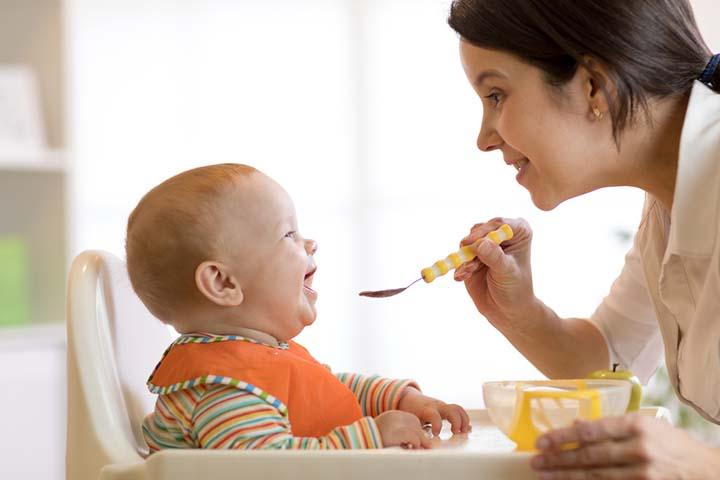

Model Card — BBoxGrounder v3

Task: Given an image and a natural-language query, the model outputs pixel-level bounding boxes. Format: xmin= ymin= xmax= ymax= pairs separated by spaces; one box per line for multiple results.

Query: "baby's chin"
xmin=280 ymin=312 xmax=317 ymax=341
xmin=303 ymin=309 xmax=318 ymax=327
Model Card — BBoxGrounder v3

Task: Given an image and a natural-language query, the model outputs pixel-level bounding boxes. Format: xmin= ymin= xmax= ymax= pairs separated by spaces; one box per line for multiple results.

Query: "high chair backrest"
xmin=66 ymin=250 xmax=174 ymax=480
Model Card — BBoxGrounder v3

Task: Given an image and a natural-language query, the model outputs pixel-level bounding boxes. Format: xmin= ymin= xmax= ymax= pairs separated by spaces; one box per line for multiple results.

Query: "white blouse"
xmin=589 ymin=80 xmax=720 ymax=423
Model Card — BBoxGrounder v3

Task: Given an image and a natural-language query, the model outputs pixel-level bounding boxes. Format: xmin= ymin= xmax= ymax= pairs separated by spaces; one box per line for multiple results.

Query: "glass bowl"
xmin=482 ymin=379 xmax=631 ymax=449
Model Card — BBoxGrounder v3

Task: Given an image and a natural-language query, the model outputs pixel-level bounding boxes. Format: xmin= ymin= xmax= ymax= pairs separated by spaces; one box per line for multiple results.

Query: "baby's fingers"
xmin=419 ymin=431 xmax=433 ymax=449
xmin=456 ymin=405 xmax=472 ymax=433
xmin=439 ymin=404 xmax=465 ymax=434
xmin=420 ymin=407 xmax=443 ymax=436
xmin=401 ymin=429 xmax=433 ymax=450
xmin=441 ymin=404 xmax=472 ymax=433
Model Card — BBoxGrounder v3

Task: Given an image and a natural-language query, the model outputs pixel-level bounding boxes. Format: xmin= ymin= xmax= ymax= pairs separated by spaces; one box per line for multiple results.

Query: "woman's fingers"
xmin=461 ymin=218 xmax=506 ymax=246
xmin=454 ymin=259 xmax=482 ymax=281
xmin=461 ymin=217 xmax=531 ymax=246
xmin=472 ymin=239 xmax=515 ymax=276
xmin=455 ymin=217 xmax=530 ymax=280
xmin=531 ymin=465 xmax=649 ymax=480
xmin=536 ymin=419 xmax=720 ymax=480
xmin=453 ymin=217 xmax=532 ymax=281
xmin=532 ymin=437 xmax=650 ymax=469
xmin=537 ymin=415 xmax=646 ymax=452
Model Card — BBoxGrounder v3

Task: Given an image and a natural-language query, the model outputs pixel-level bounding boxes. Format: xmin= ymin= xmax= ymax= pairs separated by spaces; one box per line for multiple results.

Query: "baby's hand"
xmin=374 ymin=411 xmax=432 ymax=449
xmin=397 ymin=386 xmax=471 ymax=436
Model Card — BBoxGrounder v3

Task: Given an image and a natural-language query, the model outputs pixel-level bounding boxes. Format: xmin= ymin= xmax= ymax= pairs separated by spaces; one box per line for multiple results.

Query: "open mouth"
xmin=512 ymin=158 xmax=529 ymax=172
xmin=303 ymin=268 xmax=317 ymax=293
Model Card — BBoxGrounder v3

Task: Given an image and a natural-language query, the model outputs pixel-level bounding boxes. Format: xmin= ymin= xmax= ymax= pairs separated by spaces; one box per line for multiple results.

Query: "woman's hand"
xmin=454 ymin=217 xmax=537 ymax=329
xmin=532 ymin=413 xmax=720 ymax=479
xmin=397 ymin=386 xmax=471 ymax=435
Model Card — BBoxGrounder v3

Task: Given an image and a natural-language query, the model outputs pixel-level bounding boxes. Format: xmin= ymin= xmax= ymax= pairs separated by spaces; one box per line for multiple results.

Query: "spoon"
xmin=359 ymin=224 xmax=513 ymax=298
xmin=359 ymin=278 xmax=423 ymax=298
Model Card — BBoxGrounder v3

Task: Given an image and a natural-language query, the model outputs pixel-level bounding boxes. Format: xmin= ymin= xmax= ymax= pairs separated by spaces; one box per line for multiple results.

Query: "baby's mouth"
xmin=303 ymin=268 xmax=317 ymax=293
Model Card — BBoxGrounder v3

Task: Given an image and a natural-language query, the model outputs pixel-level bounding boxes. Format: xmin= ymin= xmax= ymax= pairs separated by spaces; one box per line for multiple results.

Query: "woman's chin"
xmin=530 ymin=191 xmax=561 ymax=211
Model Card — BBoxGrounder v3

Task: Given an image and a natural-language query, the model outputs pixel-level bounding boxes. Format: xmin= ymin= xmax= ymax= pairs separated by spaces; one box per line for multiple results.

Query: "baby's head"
xmin=126 ymin=163 xmax=318 ymax=341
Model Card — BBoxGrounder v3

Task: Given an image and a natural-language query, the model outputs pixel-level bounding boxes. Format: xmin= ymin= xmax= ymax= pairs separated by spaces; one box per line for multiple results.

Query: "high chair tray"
xmin=101 ymin=407 xmax=670 ymax=480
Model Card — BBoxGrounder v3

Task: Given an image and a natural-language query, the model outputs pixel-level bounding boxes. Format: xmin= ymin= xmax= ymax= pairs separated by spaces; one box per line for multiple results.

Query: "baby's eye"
xmin=284 ymin=231 xmax=297 ymax=239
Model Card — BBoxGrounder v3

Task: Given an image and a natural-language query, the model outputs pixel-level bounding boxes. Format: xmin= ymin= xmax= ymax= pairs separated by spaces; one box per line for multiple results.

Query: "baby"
xmin=126 ymin=163 xmax=470 ymax=451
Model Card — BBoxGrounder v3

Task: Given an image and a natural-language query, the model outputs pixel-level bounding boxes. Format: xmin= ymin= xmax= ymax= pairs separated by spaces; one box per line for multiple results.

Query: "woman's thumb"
xmin=474 ymin=239 xmax=513 ymax=275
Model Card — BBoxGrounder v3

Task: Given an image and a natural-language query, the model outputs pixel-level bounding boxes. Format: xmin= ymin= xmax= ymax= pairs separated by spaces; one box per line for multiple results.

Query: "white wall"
xmin=64 ymin=0 xmax=719 ymax=410
xmin=0 ymin=1 xmax=672 ymax=480
xmin=693 ymin=0 xmax=720 ymax=52
xmin=0 ymin=327 xmax=65 ymax=480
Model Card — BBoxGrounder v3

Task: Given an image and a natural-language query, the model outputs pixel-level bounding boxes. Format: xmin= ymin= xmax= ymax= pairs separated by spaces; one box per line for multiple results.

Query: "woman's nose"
xmin=477 ymin=120 xmax=503 ymax=152
xmin=305 ymin=239 xmax=318 ymax=255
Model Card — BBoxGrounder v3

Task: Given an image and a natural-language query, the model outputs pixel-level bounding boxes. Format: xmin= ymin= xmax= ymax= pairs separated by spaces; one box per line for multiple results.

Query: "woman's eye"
xmin=485 ymin=92 xmax=502 ymax=107
xmin=284 ymin=231 xmax=297 ymax=239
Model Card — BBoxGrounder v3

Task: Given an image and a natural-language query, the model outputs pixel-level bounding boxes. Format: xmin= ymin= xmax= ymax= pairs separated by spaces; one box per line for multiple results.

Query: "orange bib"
xmin=148 ymin=337 xmax=363 ymax=437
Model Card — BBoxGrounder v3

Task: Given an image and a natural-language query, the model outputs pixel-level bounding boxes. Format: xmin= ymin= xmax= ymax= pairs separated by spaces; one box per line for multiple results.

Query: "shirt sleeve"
xmin=192 ymin=385 xmax=383 ymax=450
xmin=588 ymin=235 xmax=664 ymax=384
xmin=334 ymin=373 xmax=418 ymax=417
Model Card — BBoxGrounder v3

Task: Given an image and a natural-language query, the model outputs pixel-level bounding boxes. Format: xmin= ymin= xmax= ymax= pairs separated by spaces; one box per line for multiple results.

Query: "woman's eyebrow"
xmin=475 ymin=70 xmax=506 ymax=87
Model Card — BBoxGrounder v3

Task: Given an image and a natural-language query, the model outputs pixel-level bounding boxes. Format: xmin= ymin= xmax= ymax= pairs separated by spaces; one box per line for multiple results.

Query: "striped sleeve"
xmin=190 ymin=385 xmax=383 ymax=449
xmin=142 ymin=386 xmax=201 ymax=452
xmin=334 ymin=373 xmax=418 ymax=417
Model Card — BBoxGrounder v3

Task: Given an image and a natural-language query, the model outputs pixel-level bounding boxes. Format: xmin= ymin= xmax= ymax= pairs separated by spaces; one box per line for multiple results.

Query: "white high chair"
xmin=69 ymin=250 xmax=669 ymax=479
xmin=66 ymin=250 xmax=173 ymax=479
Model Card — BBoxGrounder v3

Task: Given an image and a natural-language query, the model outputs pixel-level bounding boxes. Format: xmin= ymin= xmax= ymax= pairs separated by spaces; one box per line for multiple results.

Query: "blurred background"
xmin=1 ymin=0 xmax=719 ymax=478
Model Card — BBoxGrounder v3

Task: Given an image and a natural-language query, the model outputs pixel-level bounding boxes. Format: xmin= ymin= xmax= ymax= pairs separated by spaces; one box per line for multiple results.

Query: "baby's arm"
xmin=335 ymin=374 xmax=471 ymax=435
xmin=334 ymin=373 xmax=418 ymax=417
xmin=192 ymin=385 xmax=382 ymax=449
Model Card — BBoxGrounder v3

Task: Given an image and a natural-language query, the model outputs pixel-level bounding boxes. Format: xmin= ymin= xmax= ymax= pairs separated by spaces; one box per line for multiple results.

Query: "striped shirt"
xmin=143 ymin=336 xmax=416 ymax=451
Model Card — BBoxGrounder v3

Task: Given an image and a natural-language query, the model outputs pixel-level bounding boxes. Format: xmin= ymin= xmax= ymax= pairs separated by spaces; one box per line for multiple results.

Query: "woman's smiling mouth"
xmin=511 ymin=158 xmax=529 ymax=172
xmin=510 ymin=157 xmax=530 ymax=184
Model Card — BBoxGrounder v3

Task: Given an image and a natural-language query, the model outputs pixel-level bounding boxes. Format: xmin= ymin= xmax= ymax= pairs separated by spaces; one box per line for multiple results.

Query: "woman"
xmin=447 ymin=0 xmax=720 ymax=478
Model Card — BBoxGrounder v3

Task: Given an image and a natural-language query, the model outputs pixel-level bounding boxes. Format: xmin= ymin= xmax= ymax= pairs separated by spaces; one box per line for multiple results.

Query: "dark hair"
xmin=448 ymin=0 xmax=717 ymax=143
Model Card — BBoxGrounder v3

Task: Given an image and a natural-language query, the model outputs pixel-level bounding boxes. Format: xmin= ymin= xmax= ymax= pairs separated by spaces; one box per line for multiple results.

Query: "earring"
xmin=592 ymin=106 xmax=604 ymax=120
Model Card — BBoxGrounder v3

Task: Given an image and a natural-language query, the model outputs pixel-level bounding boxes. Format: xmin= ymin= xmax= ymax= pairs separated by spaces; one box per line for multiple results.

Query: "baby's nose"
xmin=305 ymin=239 xmax=318 ymax=255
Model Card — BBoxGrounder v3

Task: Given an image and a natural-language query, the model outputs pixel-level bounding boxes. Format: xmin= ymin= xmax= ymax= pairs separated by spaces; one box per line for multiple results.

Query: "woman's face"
xmin=459 ymin=40 xmax=616 ymax=210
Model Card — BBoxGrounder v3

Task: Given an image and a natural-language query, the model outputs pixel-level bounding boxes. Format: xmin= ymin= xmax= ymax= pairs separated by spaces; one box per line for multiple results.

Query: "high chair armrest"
xmin=97 ymin=407 xmax=671 ymax=480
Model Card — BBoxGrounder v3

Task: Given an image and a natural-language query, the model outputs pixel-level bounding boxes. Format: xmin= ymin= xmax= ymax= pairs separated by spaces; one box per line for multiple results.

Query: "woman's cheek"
xmin=496 ymin=109 xmax=520 ymax=145
xmin=503 ymin=114 xmax=538 ymax=157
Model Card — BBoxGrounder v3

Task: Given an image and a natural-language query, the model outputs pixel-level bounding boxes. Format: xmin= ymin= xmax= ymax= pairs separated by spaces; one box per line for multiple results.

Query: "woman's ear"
xmin=195 ymin=261 xmax=244 ymax=307
xmin=579 ymin=56 xmax=615 ymax=118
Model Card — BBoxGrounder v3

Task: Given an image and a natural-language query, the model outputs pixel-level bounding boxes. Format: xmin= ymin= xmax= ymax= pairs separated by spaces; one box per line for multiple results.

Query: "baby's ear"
xmin=195 ymin=261 xmax=244 ymax=307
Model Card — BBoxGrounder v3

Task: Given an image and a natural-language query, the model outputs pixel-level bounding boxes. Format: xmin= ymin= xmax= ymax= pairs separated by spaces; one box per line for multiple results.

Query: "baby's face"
xmin=221 ymin=173 xmax=318 ymax=341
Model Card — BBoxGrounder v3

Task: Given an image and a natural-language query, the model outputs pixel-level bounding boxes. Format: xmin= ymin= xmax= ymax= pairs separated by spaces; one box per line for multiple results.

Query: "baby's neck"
xmin=177 ymin=307 xmax=287 ymax=347
xmin=220 ymin=326 xmax=281 ymax=347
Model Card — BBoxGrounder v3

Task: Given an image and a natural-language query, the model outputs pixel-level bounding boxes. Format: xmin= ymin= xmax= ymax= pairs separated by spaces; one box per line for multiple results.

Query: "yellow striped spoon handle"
xmin=420 ymin=224 xmax=513 ymax=283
